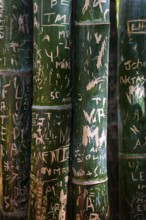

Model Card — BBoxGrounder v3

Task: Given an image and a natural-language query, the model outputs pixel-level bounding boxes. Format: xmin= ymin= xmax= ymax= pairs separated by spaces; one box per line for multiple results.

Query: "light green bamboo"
xmin=71 ymin=0 xmax=110 ymax=219
xmin=28 ymin=1 xmax=72 ymax=219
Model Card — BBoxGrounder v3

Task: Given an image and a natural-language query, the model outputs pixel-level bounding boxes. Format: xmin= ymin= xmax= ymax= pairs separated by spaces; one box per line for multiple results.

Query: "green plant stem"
xmin=71 ymin=0 xmax=110 ymax=219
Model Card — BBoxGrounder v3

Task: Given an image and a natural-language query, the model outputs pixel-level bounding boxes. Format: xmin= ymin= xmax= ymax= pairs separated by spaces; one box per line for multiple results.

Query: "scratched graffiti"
xmin=71 ymin=0 xmax=109 ymax=219
xmin=33 ymin=0 xmax=72 ymax=106
xmin=0 ymin=0 xmax=33 ymax=70
xmin=118 ymin=1 xmax=146 ymax=219
xmin=0 ymin=75 xmax=32 ymax=215
xmin=29 ymin=108 xmax=71 ymax=220
xmin=72 ymin=24 xmax=109 ymax=181
xmin=0 ymin=0 xmax=33 ymax=218
xmin=75 ymin=0 xmax=109 ymax=22
xmin=72 ymin=182 xmax=109 ymax=220
xmin=118 ymin=32 xmax=146 ymax=153
xmin=29 ymin=0 xmax=72 ymax=219
xmin=119 ymin=158 xmax=146 ymax=219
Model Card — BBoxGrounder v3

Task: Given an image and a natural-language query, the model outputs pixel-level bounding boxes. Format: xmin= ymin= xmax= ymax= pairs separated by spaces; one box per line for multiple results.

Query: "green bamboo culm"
xmin=108 ymin=0 xmax=119 ymax=219
xmin=0 ymin=0 xmax=33 ymax=219
xmin=28 ymin=1 xmax=72 ymax=219
xmin=118 ymin=0 xmax=146 ymax=219
xmin=71 ymin=0 xmax=110 ymax=219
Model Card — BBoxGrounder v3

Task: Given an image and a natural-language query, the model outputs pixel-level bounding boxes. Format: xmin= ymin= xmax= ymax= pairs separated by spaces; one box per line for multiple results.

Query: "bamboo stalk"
xmin=71 ymin=0 xmax=110 ymax=219
xmin=107 ymin=0 xmax=119 ymax=219
xmin=108 ymin=0 xmax=118 ymax=126
xmin=118 ymin=0 xmax=146 ymax=219
xmin=28 ymin=1 xmax=72 ymax=219
xmin=0 ymin=0 xmax=33 ymax=219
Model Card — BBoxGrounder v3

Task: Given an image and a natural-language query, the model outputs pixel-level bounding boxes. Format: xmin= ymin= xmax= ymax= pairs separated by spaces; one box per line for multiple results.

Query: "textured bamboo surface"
xmin=118 ymin=0 xmax=146 ymax=219
xmin=0 ymin=0 xmax=33 ymax=219
xmin=28 ymin=1 xmax=72 ymax=219
xmin=71 ymin=0 xmax=110 ymax=219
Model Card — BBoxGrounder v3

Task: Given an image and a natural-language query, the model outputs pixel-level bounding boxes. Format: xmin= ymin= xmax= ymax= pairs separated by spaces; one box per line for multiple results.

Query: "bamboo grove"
xmin=0 ymin=0 xmax=146 ymax=219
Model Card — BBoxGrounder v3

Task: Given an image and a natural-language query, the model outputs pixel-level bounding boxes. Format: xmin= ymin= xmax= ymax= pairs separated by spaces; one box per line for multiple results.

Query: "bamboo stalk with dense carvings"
xmin=71 ymin=0 xmax=110 ymax=219
xmin=118 ymin=0 xmax=146 ymax=219
xmin=28 ymin=1 xmax=72 ymax=219
xmin=0 ymin=0 xmax=33 ymax=219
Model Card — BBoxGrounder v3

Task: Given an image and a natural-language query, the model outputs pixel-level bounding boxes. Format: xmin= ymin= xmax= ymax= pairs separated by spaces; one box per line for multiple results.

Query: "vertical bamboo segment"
xmin=107 ymin=0 xmax=119 ymax=219
xmin=28 ymin=1 xmax=72 ymax=219
xmin=0 ymin=0 xmax=33 ymax=219
xmin=118 ymin=0 xmax=146 ymax=219
xmin=72 ymin=1 xmax=110 ymax=219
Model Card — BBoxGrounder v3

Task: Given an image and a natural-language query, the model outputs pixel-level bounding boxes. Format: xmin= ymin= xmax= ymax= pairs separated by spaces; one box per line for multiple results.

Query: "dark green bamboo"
xmin=118 ymin=0 xmax=146 ymax=219
xmin=0 ymin=0 xmax=33 ymax=219
xmin=28 ymin=1 xmax=72 ymax=219
xmin=107 ymin=0 xmax=119 ymax=219
xmin=71 ymin=1 xmax=110 ymax=219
